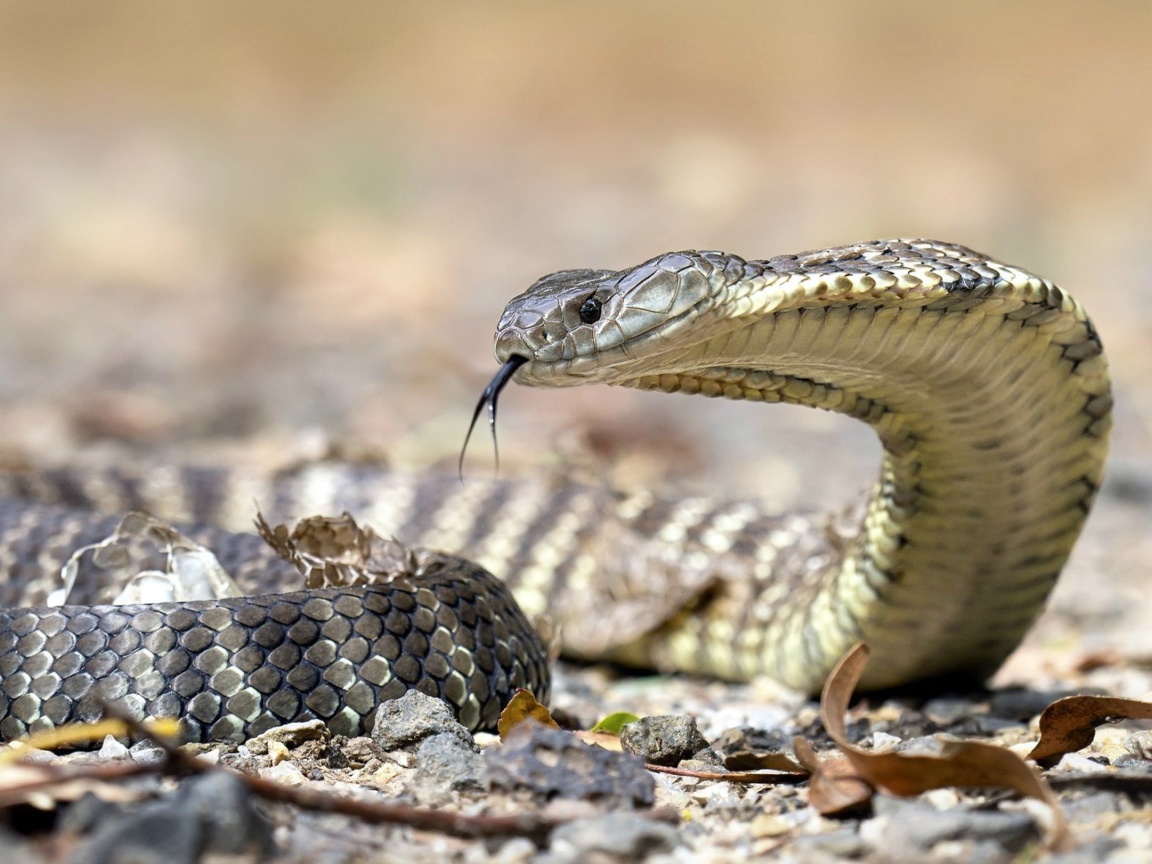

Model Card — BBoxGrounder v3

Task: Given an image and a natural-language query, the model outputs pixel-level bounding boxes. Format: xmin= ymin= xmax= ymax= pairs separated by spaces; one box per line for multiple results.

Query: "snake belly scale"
xmin=0 ymin=239 xmax=1111 ymax=741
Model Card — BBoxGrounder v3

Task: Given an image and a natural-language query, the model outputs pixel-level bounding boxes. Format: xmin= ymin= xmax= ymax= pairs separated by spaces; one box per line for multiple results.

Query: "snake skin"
xmin=0 ymin=501 xmax=549 ymax=741
xmin=0 ymin=238 xmax=1112 ymax=741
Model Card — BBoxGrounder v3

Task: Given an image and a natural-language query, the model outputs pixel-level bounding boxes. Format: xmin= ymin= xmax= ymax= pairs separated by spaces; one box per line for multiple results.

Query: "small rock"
xmin=177 ymin=771 xmax=276 ymax=856
xmin=340 ymin=735 xmax=385 ymax=766
xmin=1126 ymin=730 xmax=1152 ymax=760
xmin=371 ymin=761 xmax=405 ymax=787
xmin=371 ymin=690 xmax=474 ymax=752
xmin=789 ymin=829 xmax=871 ymax=859
xmin=66 ymin=773 xmax=272 ymax=864
xmin=488 ymin=723 xmax=655 ymax=808
xmin=619 ymin=714 xmax=713 ymax=766
xmin=542 ymin=813 xmax=680 ymax=863
xmin=485 ymin=837 xmax=537 ymax=864
xmin=97 ymin=735 xmax=130 ymax=760
xmin=413 ymin=732 xmax=489 ymax=800
xmin=749 ymin=813 xmax=792 ymax=838
xmin=266 ymin=740 xmax=291 ymax=765
xmin=263 ymin=760 xmax=308 ymax=785
xmin=1061 ymin=790 xmax=1127 ymax=823
xmin=129 ymin=741 xmax=166 ymax=764
xmin=871 ymin=731 xmax=902 ymax=750
xmin=245 ymin=718 xmax=330 ymax=755
xmin=58 ymin=792 xmax=124 ymax=836
xmin=390 ymin=750 xmax=417 ymax=769
xmin=712 ymin=725 xmax=792 ymax=756
xmin=922 ymin=696 xmax=981 ymax=726
xmin=68 ymin=805 xmax=201 ymax=864
xmin=989 ymin=688 xmax=1075 ymax=722
xmin=868 ymin=797 xmax=1040 ymax=853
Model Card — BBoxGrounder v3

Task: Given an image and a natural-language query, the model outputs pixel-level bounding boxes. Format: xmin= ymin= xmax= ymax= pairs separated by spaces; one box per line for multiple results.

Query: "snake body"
xmin=0 ymin=239 xmax=1111 ymax=741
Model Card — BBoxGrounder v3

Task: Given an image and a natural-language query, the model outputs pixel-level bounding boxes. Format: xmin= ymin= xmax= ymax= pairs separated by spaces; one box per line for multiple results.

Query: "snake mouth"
xmin=458 ymin=354 xmax=529 ymax=475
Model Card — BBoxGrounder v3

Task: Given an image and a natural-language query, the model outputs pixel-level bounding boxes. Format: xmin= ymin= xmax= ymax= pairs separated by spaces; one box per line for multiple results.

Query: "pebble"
xmin=66 ymin=772 xmax=274 ymax=864
xmin=97 ymin=735 xmax=130 ymax=760
xmin=539 ymin=813 xmax=681 ymax=863
xmin=266 ymin=739 xmax=291 ymax=765
xmin=413 ymin=732 xmax=489 ymax=800
xmin=989 ymin=688 xmax=1076 ymax=722
xmin=339 ymin=735 xmax=386 ymax=766
xmin=245 ymin=718 xmax=330 ymax=755
xmin=178 ymin=771 xmax=276 ymax=855
xmin=371 ymin=690 xmax=475 ymax=752
xmin=865 ymin=796 xmax=1040 ymax=855
xmin=619 ymin=714 xmax=714 ymax=766
xmin=1125 ymin=730 xmax=1152 ymax=760
xmin=129 ymin=741 xmax=167 ymax=764
xmin=263 ymin=760 xmax=309 ymax=785
xmin=749 ymin=813 xmax=793 ymax=838
xmin=488 ymin=722 xmax=655 ymax=808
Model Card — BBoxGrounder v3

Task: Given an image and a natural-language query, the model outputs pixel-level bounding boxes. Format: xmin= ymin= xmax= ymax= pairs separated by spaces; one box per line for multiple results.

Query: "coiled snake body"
xmin=0 ymin=240 xmax=1111 ymax=742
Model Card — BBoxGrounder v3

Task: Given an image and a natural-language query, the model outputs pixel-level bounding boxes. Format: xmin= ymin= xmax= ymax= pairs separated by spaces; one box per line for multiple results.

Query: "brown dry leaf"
xmin=821 ymin=644 xmax=1067 ymax=848
xmin=573 ymin=731 xmax=624 ymax=751
xmin=723 ymin=750 xmax=808 ymax=774
xmin=792 ymin=737 xmax=872 ymax=816
xmin=497 ymin=689 xmax=559 ymax=740
xmin=1027 ymin=695 xmax=1152 ymax=769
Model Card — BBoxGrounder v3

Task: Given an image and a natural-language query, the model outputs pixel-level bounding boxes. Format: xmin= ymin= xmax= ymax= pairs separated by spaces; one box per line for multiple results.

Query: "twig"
xmin=645 ymin=763 xmax=809 ymax=784
xmin=92 ymin=700 xmax=665 ymax=841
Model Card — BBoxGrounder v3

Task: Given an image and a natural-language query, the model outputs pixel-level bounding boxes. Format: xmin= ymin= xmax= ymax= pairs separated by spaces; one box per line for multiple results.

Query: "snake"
xmin=0 ymin=239 xmax=1111 ymax=744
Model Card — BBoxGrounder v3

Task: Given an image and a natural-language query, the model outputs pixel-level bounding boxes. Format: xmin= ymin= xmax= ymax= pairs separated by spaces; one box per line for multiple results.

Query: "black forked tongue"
xmin=459 ymin=354 xmax=529 ymax=478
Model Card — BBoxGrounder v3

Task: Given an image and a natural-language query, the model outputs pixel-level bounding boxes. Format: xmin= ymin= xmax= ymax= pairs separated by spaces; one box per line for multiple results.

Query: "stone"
xmin=619 ymin=714 xmax=713 ymax=766
xmin=488 ymin=723 xmax=654 ymax=808
xmin=67 ymin=802 xmax=203 ymax=864
xmin=244 ymin=718 xmax=330 ymax=755
xmin=413 ymin=732 xmax=488 ymax=800
xmin=371 ymin=690 xmax=474 ymax=752
xmin=540 ymin=813 xmax=680 ymax=863
xmin=97 ymin=735 xmax=130 ymax=759
xmin=177 ymin=770 xmax=276 ymax=856
xmin=867 ymin=796 xmax=1040 ymax=855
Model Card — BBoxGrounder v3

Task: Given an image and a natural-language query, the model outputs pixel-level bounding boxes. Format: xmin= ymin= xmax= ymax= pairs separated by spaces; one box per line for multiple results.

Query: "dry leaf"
xmin=819 ymin=644 xmax=1067 ymax=848
xmin=723 ymin=750 xmax=808 ymax=774
xmin=573 ymin=731 xmax=625 ymax=751
xmin=792 ymin=737 xmax=872 ymax=816
xmin=1027 ymin=695 xmax=1152 ymax=768
xmin=497 ymin=689 xmax=559 ymax=740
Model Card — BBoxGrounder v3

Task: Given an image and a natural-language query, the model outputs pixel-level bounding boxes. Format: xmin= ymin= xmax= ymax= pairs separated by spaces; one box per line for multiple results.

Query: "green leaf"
xmin=589 ymin=711 xmax=641 ymax=734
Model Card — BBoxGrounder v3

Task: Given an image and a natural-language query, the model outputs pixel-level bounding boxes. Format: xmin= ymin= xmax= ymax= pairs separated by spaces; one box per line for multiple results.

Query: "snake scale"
xmin=0 ymin=239 xmax=1111 ymax=743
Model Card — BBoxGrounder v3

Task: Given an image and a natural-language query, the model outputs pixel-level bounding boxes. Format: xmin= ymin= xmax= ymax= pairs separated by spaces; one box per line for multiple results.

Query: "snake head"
xmin=494 ymin=252 xmax=732 ymax=384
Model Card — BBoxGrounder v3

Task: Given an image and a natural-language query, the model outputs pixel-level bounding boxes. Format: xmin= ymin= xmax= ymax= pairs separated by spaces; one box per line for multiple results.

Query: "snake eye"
xmin=578 ymin=296 xmax=602 ymax=324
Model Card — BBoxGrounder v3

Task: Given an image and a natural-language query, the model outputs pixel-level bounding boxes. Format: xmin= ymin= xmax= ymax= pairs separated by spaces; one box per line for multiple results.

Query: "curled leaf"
xmin=820 ymin=644 xmax=1067 ymax=849
xmin=793 ymin=737 xmax=872 ymax=816
xmin=497 ymin=689 xmax=559 ymax=740
xmin=1027 ymin=695 xmax=1152 ymax=768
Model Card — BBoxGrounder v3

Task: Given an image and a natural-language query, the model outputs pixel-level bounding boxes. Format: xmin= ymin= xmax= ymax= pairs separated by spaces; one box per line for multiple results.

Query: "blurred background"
xmin=0 ymin=0 xmax=1150 ymax=525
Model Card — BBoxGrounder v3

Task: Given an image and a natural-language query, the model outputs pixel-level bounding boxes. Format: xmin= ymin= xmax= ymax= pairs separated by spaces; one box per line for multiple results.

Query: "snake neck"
xmin=490 ymin=242 xmax=1113 ymax=691
xmin=622 ymin=276 xmax=1111 ymax=690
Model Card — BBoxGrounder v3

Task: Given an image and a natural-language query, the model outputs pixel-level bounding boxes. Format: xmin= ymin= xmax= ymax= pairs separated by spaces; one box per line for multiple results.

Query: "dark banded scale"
xmin=0 ymin=499 xmax=549 ymax=741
